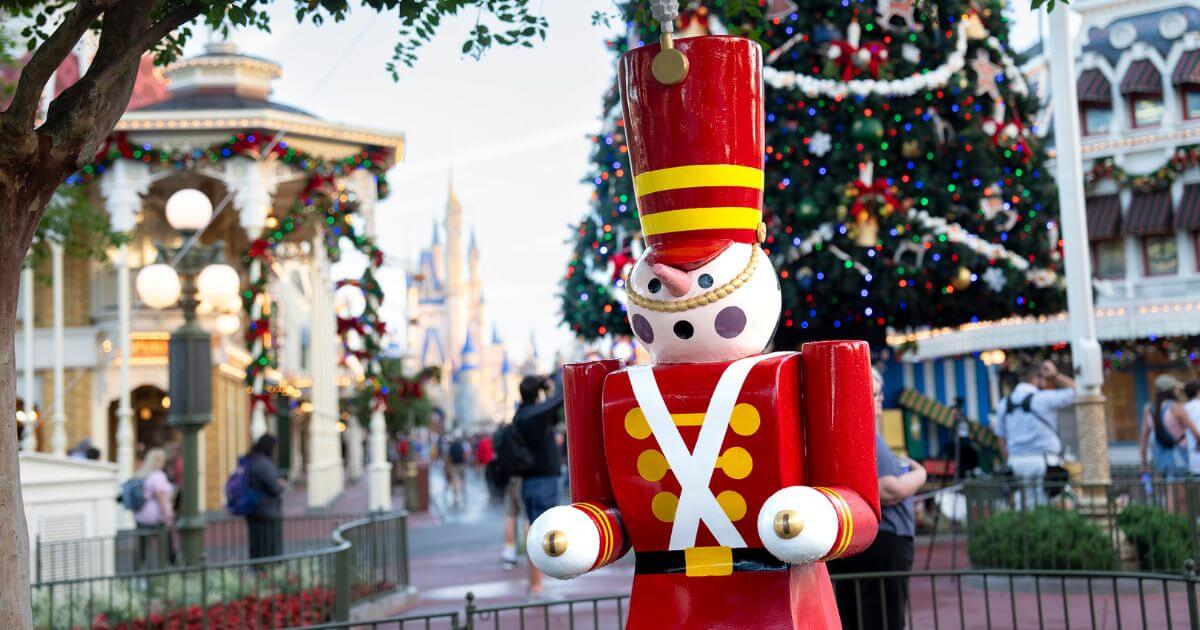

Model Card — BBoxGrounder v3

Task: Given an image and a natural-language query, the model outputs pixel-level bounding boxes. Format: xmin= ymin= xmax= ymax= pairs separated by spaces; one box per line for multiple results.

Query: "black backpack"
xmin=448 ymin=440 xmax=468 ymax=465
xmin=1151 ymin=403 xmax=1185 ymax=450
xmin=493 ymin=423 xmax=536 ymax=475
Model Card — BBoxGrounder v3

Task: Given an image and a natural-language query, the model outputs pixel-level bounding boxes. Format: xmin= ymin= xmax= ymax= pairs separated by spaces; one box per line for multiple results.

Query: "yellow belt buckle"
xmin=684 ymin=546 xmax=733 ymax=577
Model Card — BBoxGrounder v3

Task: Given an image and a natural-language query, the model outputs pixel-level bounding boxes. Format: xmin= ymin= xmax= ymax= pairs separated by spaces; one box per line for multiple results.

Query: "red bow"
xmin=246 ymin=319 xmax=271 ymax=341
xmin=250 ymin=393 xmax=277 ymax=415
xmin=830 ymin=41 xmax=887 ymax=82
xmin=985 ymin=118 xmax=1032 ymax=158
xmin=849 ymin=179 xmax=900 ymax=219
xmin=609 ymin=251 xmax=636 ymax=283
xmin=248 ymin=239 xmax=272 ymax=260
xmin=337 ymin=317 xmax=365 ymax=337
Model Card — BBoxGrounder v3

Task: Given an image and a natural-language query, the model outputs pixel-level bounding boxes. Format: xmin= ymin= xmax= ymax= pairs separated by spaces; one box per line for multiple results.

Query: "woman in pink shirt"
xmin=134 ymin=448 xmax=176 ymax=567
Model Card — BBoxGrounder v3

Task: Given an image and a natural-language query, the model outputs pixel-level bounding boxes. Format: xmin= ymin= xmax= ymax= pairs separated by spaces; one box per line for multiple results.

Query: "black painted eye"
xmin=698 ymin=274 xmax=714 ymax=289
xmin=648 ymin=278 xmax=662 ymax=294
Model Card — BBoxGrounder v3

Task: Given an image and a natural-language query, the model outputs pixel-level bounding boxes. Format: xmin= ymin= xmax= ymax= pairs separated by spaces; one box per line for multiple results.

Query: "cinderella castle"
xmin=405 ymin=179 xmax=522 ymax=429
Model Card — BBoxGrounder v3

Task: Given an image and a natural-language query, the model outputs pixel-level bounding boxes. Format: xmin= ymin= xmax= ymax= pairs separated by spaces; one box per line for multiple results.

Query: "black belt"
xmin=635 ymin=548 xmax=787 ymax=575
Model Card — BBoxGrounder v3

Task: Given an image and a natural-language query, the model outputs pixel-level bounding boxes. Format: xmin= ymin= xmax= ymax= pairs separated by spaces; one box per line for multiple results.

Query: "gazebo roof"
xmin=114 ymin=40 xmax=404 ymax=164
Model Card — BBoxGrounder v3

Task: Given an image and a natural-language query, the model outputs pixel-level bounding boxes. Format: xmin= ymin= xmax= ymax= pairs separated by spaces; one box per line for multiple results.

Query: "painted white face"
xmin=626 ymin=242 xmax=782 ymax=364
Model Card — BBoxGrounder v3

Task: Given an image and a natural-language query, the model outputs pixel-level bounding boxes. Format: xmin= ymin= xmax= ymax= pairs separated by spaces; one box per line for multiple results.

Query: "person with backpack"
xmin=994 ymin=361 xmax=1076 ymax=507
xmin=1139 ymin=375 xmax=1200 ymax=481
xmin=1185 ymin=382 xmax=1200 ymax=475
xmin=443 ymin=432 xmax=469 ymax=508
xmin=125 ymin=447 xmax=175 ymax=568
xmin=231 ymin=434 xmax=285 ymax=559
xmin=513 ymin=373 xmax=565 ymax=598
xmin=490 ymin=414 xmax=535 ymax=570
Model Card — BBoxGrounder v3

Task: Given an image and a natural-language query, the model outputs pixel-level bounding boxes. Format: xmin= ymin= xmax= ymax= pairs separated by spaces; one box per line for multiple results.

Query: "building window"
xmin=1082 ymin=105 xmax=1113 ymax=135
xmin=1184 ymin=89 xmax=1200 ymax=120
xmin=1130 ymin=93 xmax=1165 ymax=128
xmin=1142 ymin=235 xmax=1178 ymax=276
xmin=1093 ymin=240 xmax=1126 ymax=279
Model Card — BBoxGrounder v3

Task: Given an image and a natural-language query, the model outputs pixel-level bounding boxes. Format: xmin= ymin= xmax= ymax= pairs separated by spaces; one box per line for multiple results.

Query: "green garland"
xmin=1085 ymin=146 xmax=1200 ymax=193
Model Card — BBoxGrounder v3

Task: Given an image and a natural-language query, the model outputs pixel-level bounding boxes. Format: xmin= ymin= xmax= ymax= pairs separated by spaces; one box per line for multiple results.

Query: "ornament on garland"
xmin=970 ymin=49 xmax=1004 ymax=101
xmin=981 ymin=266 xmax=1007 ymax=292
xmin=876 ymin=0 xmax=919 ymax=31
xmin=845 ymin=162 xmax=901 ymax=247
xmin=951 ymin=266 xmax=973 ymax=291
xmin=978 ymin=188 xmax=1019 ymax=231
xmin=808 ymin=130 xmax=833 ymax=157
xmin=766 ymin=0 xmax=799 ymax=21
xmin=894 ymin=235 xmax=932 ymax=267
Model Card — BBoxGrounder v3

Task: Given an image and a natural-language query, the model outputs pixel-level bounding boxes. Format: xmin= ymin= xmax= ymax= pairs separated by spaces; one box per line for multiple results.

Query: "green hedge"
xmin=968 ymin=506 xmax=1116 ymax=570
xmin=1116 ymin=503 xmax=1195 ymax=573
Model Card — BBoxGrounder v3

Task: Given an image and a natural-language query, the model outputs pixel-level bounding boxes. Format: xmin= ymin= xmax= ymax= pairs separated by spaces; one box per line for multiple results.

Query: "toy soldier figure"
xmin=527 ymin=32 xmax=881 ymax=630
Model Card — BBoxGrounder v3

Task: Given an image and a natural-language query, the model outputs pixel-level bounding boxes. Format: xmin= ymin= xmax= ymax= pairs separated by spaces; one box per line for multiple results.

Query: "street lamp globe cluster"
xmin=133 ymin=188 xmax=241 ymax=565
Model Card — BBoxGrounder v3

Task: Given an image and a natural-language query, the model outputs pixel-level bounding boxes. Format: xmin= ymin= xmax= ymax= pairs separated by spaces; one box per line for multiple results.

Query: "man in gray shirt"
xmin=994 ymin=361 xmax=1075 ymax=506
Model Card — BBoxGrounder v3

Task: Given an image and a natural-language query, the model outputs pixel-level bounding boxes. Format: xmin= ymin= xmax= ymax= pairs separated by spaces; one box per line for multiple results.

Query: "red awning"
xmin=1078 ymin=69 xmax=1113 ymax=104
xmin=1173 ymin=50 xmax=1200 ymax=86
xmin=1178 ymin=184 xmax=1200 ymax=231
xmin=1121 ymin=60 xmax=1163 ymax=95
xmin=1125 ymin=190 xmax=1173 ymax=235
xmin=1087 ymin=195 xmax=1122 ymax=240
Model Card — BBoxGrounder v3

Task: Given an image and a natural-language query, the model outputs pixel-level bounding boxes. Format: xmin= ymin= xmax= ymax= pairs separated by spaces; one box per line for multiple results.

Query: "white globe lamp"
xmin=196 ymin=263 xmax=240 ymax=305
xmin=165 ymin=189 xmax=213 ymax=231
xmin=215 ymin=313 xmax=242 ymax=337
xmin=136 ymin=263 xmax=182 ymax=309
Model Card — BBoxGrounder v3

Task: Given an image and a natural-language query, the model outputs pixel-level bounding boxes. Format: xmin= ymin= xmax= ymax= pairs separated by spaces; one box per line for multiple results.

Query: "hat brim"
xmin=643 ymin=239 xmax=733 ymax=272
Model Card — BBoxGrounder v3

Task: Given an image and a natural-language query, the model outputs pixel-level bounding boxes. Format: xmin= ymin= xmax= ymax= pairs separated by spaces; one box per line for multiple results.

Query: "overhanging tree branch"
xmin=1 ymin=1 xmax=102 ymax=131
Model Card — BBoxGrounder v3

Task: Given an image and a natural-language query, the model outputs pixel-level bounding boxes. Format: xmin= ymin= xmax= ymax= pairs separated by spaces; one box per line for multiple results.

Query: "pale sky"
xmin=206 ymin=1 xmax=1046 ymax=362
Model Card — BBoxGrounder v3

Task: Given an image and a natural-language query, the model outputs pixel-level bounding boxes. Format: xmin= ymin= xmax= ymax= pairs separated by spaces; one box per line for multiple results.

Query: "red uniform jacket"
xmin=561 ymin=341 xmax=879 ymax=629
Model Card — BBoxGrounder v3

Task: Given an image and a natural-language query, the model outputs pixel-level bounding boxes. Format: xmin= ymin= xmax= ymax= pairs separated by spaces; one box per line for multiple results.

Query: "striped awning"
xmin=1174 ymin=50 xmax=1200 ymax=86
xmin=1077 ymin=69 xmax=1113 ymax=104
xmin=1178 ymin=184 xmax=1200 ymax=231
xmin=1121 ymin=60 xmax=1163 ymax=95
xmin=1126 ymin=190 xmax=1173 ymax=235
xmin=1087 ymin=195 xmax=1122 ymax=240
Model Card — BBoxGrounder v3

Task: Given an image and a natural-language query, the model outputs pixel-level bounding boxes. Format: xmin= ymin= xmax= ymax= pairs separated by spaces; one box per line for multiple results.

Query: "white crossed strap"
xmin=628 ymin=352 xmax=790 ymax=550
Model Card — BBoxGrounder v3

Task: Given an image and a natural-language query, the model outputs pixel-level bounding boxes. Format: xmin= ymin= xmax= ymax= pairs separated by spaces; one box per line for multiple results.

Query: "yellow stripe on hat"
xmin=634 ymin=164 xmax=764 ymax=197
xmin=641 ymin=207 xmax=762 ymax=237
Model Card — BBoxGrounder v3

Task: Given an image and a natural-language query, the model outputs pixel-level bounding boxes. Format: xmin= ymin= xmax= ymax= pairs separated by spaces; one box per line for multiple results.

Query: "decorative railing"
xmin=31 ymin=511 xmax=409 ymax=630
xmin=295 ymin=568 xmax=1200 ymax=630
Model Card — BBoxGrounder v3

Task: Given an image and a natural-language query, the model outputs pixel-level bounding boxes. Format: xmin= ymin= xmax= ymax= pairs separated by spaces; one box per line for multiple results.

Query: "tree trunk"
xmin=0 ymin=194 xmax=43 ymax=630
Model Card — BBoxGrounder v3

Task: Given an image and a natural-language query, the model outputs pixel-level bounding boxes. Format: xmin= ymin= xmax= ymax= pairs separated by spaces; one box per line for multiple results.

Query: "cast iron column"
xmin=167 ymin=230 xmax=213 ymax=566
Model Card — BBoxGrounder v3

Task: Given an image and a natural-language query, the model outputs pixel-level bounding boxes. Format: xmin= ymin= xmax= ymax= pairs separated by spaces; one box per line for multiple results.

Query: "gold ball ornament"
xmin=951 ymin=267 xmax=972 ymax=291
xmin=902 ymin=139 xmax=921 ymax=159
xmin=652 ymin=34 xmax=689 ymax=86
xmin=773 ymin=510 xmax=804 ymax=539
xmin=542 ymin=530 xmax=568 ymax=557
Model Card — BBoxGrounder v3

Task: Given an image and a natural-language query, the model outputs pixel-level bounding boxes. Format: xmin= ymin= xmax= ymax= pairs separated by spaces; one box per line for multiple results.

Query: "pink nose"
xmin=651 ymin=263 xmax=692 ymax=297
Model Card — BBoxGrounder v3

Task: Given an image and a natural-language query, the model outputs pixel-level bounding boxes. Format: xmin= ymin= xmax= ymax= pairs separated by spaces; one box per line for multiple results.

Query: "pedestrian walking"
xmin=513 ymin=373 xmax=565 ymax=598
xmin=128 ymin=448 xmax=175 ymax=568
xmin=1139 ymin=374 xmax=1200 ymax=480
xmin=994 ymin=361 xmax=1075 ymax=506
xmin=828 ymin=368 xmax=926 ymax=630
xmin=1185 ymin=381 xmax=1200 ymax=475
xmin=243 ymin=434 xmax=285 ymax=559
xmin=443 ymin=433 xmax=469 ymax=508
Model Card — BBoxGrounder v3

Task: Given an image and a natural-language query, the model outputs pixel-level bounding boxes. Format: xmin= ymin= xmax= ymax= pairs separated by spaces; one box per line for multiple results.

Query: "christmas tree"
xmin=561 ymin=0 xmax=1064 ymax=347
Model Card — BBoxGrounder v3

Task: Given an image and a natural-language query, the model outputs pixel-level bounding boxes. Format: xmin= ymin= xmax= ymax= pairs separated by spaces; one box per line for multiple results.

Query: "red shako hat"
xmin=618 ymin=36 xmax=765 ymax=271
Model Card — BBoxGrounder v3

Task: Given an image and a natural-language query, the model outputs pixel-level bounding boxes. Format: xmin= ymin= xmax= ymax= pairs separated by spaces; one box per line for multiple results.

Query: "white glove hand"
xmin=526 ymin=505 xmax=602 ymax=579
xmin=756 ymin=486 xmax=839 ymax=565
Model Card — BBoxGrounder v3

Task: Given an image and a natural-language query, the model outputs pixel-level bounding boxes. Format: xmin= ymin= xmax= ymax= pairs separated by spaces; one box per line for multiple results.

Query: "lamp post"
xmin=136 ymin=189 xmax=240 ymax=565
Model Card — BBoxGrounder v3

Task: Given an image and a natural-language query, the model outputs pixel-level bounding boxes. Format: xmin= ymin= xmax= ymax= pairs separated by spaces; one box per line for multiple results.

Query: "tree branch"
xmin=79 ymin=2 xmax=204 ymax=91
xmin=0 ymin=1 xmax=102 ymax=132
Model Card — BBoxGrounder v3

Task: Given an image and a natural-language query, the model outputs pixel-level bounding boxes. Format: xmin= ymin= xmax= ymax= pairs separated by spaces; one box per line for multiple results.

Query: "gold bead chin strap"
xmin=625 ymin=246 xmax=761 ymax=313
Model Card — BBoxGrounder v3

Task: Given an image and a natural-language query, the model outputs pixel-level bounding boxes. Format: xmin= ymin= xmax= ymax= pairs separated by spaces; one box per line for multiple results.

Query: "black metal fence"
xmin=34 ymin=512 xmax=359 ymax=581
xmin=31 ymin=512 xmax=410 ymax=630
xmin=963 ymin=476 xmax=1200 ymax=573
xmin=299 ymin=568 xmax=1200 ymax=630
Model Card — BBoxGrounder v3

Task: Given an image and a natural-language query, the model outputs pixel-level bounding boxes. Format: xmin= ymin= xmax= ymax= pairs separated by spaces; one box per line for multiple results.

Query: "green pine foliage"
xmin=562 ymin=0 xmax=1065 ymax=347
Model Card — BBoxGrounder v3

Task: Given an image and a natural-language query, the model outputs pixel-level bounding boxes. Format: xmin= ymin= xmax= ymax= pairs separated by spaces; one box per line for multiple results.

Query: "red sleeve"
xmin=562 ymin=360 xmax=631 ymax=568
xmin=800 ymin=341 xmax=881 ymax=559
